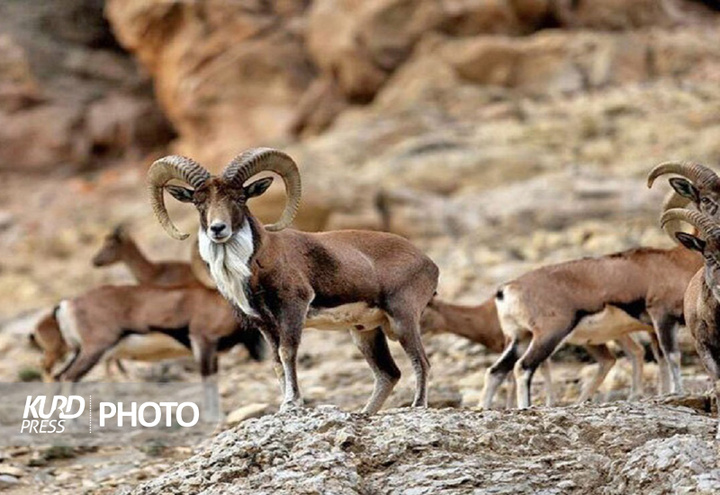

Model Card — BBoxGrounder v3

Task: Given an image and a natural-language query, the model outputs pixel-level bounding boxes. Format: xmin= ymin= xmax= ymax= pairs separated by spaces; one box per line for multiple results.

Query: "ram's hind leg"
xmin=647 ymin=331 xmax=669 ymax=394
xmin=351 ymin=326 xmax=401 ymax=414
xmin=648 ymin=310 xmax=682 ymax=394
xmin=386 ymin=310 xmax=430 ymax=408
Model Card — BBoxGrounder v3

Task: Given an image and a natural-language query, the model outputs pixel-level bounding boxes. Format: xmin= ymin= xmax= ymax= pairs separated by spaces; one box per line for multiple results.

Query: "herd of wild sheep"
xmin=31 ymin=150 xmax=720 ymax=437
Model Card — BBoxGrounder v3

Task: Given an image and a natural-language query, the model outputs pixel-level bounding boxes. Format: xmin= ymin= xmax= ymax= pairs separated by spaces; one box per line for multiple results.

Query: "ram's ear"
xmin=165 ymin=185 xmax=195 ymax=203
xmin=669 ymin=178 xmax=700 ymax=203
xmin=244 ymin=177 xmax=273 ymax=199
xmin=676 ymin=232 xmax=706 ymax=253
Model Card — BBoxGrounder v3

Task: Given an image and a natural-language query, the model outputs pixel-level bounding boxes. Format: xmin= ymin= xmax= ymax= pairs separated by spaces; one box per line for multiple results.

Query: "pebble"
xmin=226 ymin=403 xmax=272 ymax=425
xmin=0 ymin=465 xmax=24 ymax=477
xmin=55 ymin=471 xmax=75 ymax=482
xmin=0 ymin=474 xmax=19 ymax=487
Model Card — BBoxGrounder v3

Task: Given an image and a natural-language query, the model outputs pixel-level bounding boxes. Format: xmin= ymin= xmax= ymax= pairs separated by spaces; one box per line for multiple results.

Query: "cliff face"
xmin=106 ymin=0 xmax=313 ymax=163
xmin=0 ymin=0 xmax=174 ymax=173
xmin=104 ymin=0 xmax=720 ymax=164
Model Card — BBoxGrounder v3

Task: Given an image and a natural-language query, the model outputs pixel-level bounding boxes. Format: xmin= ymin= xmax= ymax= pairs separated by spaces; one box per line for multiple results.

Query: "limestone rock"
xmin=612 ymin=435 xmax=720 ymax=493
xmin=130 ymin=401 xmax=720 ymax=494
xmin=0 ymin=475 xmax=19 ymax=487
xmin=0 ymin=465 xmax=24 ymax=477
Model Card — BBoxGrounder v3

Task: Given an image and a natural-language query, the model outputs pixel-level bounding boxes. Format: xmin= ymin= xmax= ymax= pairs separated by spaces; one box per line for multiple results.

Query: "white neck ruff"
xmin=198 ymin=222 xmax=257 ymax=316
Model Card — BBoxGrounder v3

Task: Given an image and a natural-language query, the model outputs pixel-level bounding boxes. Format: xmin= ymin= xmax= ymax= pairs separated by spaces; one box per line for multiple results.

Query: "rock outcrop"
xmin=127 ymin=400 xmax=720 ymax=494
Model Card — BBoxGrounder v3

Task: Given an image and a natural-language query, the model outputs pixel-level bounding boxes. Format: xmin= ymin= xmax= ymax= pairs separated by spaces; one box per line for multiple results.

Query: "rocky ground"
xmin=121 ymin=400 xmax=720 ymax=495
xmin=3 ymin=0 xmax=720 ymax=493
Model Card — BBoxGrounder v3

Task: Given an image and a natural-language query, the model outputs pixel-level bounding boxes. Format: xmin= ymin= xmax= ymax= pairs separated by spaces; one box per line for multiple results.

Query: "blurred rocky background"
xmin=2 ymin=0 xmax=720 ymax=493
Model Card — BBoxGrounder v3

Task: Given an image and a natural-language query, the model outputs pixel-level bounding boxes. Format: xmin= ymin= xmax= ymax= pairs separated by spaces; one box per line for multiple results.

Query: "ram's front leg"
xmin=277 ymin=304 xmax=307 ymax=412
xmin=258 ymin=325 xmax=285 ymax=396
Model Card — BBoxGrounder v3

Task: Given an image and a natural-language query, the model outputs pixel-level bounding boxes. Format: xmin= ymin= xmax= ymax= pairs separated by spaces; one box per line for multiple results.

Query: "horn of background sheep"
xmin=147 ymin=156 xmax=211 ymax=240
xmin=661 ymin=189 xmax=691 ymax=212
xmin=189 ymin=239 xmax=217 ymax=289
xmin=647 ymin=161 xmax=720 ymax=190
xmin=222 ymin=148 xmax=302 ymax=231
xmin=661 ymin=208 xmax=720 ymax=241
xmin=660 ymin=190 xmax=693 ymax=239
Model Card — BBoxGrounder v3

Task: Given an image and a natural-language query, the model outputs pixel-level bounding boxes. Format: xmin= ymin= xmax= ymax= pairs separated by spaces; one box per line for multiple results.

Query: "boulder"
xmin=225 ymin=403 xmax=273 ymax=426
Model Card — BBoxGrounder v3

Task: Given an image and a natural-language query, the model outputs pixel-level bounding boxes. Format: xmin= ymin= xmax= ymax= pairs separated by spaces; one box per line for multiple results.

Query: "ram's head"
xmin=147 ymin=148 xmax=301 ymax=243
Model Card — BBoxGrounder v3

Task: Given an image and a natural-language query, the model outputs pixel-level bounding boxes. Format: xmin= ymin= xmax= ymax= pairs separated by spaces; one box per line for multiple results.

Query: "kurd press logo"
xmin=0 ymin=383 xmax=219 ymax=446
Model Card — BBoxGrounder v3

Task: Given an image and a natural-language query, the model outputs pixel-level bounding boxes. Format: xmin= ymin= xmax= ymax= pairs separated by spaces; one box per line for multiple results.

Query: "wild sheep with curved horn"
xmin=648 ymin=161 xmax=720 ymax=218
xmin=662 ymin=207 xmax=720 ymax=438
xmin=146 ymin=148 xmax=439 ymax=413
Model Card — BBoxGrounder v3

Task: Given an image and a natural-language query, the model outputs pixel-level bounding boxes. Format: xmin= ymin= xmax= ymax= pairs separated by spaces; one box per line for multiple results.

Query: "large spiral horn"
xmin=147 ymin=156 xmax=210 ymax=240
xmin=661 ymin=208 xmax=720 ymax=242
xmin=222 ymin=148 xmax=302 ymax=231
xmin=647 ymin=161 xmax=720 ymax=190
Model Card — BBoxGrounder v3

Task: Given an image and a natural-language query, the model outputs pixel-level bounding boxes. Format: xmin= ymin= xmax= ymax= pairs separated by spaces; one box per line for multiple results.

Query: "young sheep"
xmin=477 ymin=164 xmax=720 ymax=409
xmin=146 ymin=148 xmax=439 ymax=413
xmin=52 ymin=225 xmax=262 ymax=376
xmin=420 ymin=298 xmax=506 ymax=353
xmin=480 ymin=245 xmax=701 ymax=409
xmin=662 ymin=208 xmax=720 ymax=438
xmin=91 ymin=225 xmax=200 ymax=377
xmin=92 ymin=224 xmax=200 ymax=286
xmin=424 ymin=297 xmax=653 ymax=406
xmin=42 ymin=284 xmax=262 ymax=382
